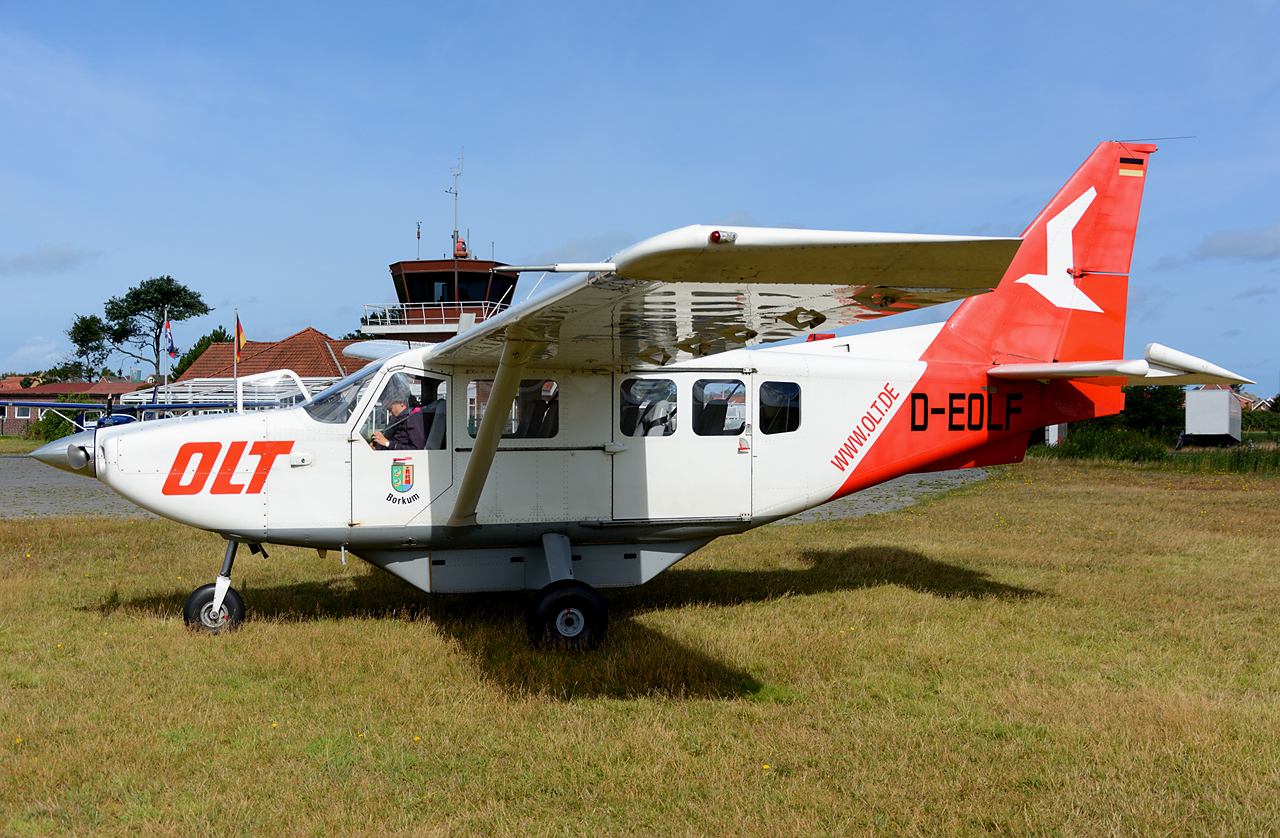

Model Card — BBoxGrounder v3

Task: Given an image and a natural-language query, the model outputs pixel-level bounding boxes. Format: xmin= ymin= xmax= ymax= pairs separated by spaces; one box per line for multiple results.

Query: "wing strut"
xmin=445 ymin=336 xmax=546 ymax=535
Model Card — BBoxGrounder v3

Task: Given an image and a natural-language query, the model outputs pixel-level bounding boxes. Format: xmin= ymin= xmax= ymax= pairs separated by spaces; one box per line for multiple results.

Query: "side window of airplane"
xmin=759 ymin=381 xmax=801 ymax=434
xmin=361 ymin=373 xmax=448 ymax=451
xmin=466 ymin=379 xmax=559 ymax=439
xmin=304 ymin=364 xmax=380 ymax=424
xmin=619 ymin=378 xmax=677 ymax=437
xmin=692 ymin=379 xmax=746 ymax=436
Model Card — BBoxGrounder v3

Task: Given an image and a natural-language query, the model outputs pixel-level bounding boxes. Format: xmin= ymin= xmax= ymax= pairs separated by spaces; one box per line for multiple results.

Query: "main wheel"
xmin=183 ymin=584 xmax=245 ymax=633
xmin=526 ymin=580 xmax=607 ymax=650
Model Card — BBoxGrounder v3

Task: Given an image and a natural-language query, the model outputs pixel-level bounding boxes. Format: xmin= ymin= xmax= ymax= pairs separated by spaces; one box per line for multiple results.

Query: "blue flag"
xmin=164 ymin=320 xmax=178 ymax=359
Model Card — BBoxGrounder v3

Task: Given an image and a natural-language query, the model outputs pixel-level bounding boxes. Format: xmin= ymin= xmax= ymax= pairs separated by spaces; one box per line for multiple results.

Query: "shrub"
xmin=1033 ymin=426 xmax=1169 ymax=464
xmin=23 ymin=409 xmax=76 ymax=442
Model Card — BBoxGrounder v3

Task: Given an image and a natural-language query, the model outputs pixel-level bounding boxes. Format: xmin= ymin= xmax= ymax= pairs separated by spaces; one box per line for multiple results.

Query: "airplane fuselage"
xmin=82 ymin=321 xmax=1069 ymax=595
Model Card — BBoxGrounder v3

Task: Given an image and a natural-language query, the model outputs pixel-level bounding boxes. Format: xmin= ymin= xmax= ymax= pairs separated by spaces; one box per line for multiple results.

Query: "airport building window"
xmin=692 ymin=379 xmax=746 ymax=436
xmin=467 ymin=379 xmax=559 ymax=439
xmin=619 ymin=378 xmax=677 ymax=437
xmin=362 ymin=372 xmax=448 ymax=450
xmin=16 ymin=406 xmax=31 ymax=419
xmin=759 ymin=381 xmax=801 ymax=434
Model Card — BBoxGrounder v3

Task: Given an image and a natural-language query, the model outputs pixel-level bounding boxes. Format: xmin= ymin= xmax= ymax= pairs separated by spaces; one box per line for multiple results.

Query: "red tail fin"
xmin=927 ymin=141 xmax=1156 ymax=364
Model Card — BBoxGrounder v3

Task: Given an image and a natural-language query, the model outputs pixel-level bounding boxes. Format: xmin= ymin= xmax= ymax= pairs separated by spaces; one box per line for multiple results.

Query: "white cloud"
xmin=0 ymin=245 xmax=99 ymax=276
xmin=1191 ymin=220 xmax=1280 ymax=262
xmin=1127 ymin=283 xmax=1166 ymax=320
xmin=1 ymin=336 xmax=64 ymax=373
xmin=0 ymin=30 xmax=165 ymax=150
xmin=1234 ymin=285 xmax=1277 ymax=299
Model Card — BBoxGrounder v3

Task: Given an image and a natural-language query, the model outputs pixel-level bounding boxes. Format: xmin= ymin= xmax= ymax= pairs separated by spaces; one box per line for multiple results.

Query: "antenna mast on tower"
xmin=446 ymin=150 xmax=465 ymax=257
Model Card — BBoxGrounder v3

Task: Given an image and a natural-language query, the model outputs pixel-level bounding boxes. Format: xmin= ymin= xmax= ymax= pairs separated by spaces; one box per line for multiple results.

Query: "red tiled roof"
xmin=178 ymin=327 xmax=367 ymax=380
xmin=0 ymin=382 xmax=144 ymax=400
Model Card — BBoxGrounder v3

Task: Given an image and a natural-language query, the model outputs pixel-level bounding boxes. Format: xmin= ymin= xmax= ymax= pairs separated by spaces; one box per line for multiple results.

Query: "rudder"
xmin=928 ymin=141 xmax=1156 ymax=365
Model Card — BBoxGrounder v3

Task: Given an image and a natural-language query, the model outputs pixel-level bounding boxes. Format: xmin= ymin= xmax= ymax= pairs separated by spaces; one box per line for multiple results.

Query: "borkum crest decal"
xmin=391 ymin=458 xmax=414 ymax=493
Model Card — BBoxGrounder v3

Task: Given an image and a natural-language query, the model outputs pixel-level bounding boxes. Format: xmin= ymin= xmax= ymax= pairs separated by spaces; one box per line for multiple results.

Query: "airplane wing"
xmin=986 ymin=343 xmax=1254 ymax=386
xmin=422 ymin=224 xmax=1022 ymax=368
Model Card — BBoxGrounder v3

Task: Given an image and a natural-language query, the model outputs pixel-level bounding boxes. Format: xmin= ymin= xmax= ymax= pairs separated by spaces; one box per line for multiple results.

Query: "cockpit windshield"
xmin=303 ymin=363 xmax=381 ymax=424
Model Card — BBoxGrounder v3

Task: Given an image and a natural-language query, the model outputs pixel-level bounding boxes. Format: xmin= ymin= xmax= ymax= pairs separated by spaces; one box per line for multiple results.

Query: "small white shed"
xmin=1185 ymin=388 xmax=1242 ymax=443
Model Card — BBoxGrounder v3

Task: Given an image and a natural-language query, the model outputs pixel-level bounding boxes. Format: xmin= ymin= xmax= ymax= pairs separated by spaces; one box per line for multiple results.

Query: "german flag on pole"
xmin=235 ymin=314 xmax=247 ymax=363
xmin=1118 ymin=157 xmax=1145 ymax=177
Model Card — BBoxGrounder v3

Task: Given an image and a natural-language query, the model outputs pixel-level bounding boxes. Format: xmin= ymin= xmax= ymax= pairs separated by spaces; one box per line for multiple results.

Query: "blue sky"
xmin=2 ymin=1 xmax=1278 ymax=391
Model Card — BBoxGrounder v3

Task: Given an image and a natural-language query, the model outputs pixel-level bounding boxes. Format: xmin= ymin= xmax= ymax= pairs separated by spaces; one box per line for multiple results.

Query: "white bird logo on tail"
xmin=1015 ymin=187 xmax=1103 ymax=312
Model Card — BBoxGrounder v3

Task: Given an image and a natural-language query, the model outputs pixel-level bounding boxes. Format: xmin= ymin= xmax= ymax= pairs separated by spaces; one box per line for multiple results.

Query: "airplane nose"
xmin=30 ymin=429 xmax=97 ymax=478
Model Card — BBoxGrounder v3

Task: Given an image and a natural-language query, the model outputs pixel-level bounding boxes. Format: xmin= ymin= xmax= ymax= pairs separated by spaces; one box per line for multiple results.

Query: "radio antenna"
xmin=446 ymin=150 xmax=464 ymax=255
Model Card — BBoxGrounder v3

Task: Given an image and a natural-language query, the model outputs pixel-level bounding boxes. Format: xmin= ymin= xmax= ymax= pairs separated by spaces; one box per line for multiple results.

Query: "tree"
xmin=22 ymin=393 xmax=88 ymax=442
xmin=1118 ymin=385 xmax=1185 ymax=435
xmin=1071 ymin=384 xmax=1186 ymax=444
xmin=40 ymin=361 xmax=89 ymax=383
xmin=66 ymin=314 xmax=112 ymax=382
xmin=104 ymin=276 xmax=212 ymax=381
xmin=173 ymin=326 xmax=232 ymax=379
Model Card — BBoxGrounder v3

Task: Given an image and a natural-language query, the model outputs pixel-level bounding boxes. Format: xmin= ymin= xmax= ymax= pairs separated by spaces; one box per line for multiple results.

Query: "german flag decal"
xmin=1118 ymin=157 xmax=1145 ymax=177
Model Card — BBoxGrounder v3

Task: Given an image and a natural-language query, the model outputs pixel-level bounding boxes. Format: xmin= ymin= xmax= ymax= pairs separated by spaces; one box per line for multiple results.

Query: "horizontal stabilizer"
xmin=985 ymin=359 xmax=1149 ymax=380
xmin=986 ymin=343 xmax=1253 ymax=386
xmin=1137 ymin=343 xmax=1254 ymax=386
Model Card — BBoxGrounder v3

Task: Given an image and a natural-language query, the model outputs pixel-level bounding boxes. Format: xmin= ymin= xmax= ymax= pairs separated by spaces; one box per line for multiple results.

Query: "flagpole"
xmin=234 ymin=309 xmax=240 ymax=414
xmin=163 ymin=305 xmax=170 ymax=405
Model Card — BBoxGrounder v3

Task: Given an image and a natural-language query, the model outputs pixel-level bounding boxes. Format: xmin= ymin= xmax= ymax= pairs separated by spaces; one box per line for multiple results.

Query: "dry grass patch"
xmin=2 ymin=460 xmax=1279 ymax=835
xmin=0 ymin=437 xmax=41 ymax=455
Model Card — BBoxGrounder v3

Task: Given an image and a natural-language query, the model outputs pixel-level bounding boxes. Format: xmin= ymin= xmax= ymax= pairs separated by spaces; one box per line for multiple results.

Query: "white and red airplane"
xmin=34 ymin=141 xmax=1250 ymax=649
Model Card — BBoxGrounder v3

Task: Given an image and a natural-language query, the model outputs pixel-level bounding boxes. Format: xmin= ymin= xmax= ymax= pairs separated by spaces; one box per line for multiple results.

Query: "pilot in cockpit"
xmin=371 ymin=375 xmax=426 ymax=450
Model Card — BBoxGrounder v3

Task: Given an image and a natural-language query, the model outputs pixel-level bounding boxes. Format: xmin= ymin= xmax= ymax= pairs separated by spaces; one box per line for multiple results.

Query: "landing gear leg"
xmin=527 ymin=533 xmax=607 ymax=649
xmin=184 ymin=541 xmax=246 ymax=633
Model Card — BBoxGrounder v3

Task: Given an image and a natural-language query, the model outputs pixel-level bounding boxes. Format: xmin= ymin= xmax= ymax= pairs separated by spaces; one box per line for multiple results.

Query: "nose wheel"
xmin=527 ymin=579 xmax=607 ymax=650
xmin=183 ymin=540 xmax=260 ymax=633
xmin=184 ymin=583 xmax=245 ymax=633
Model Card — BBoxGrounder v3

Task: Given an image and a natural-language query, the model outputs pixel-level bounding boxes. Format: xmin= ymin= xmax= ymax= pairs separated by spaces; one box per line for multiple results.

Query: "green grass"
xmin=1031 ymin=427 xmax=1280 ymax=474
xmin=3 ymin=460 xmax=1280 ymax=835
xmin=0 ymin=436 xmax=41 ymax=455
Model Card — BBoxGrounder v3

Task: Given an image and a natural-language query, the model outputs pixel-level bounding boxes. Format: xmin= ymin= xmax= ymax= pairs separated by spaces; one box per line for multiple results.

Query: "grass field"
xmin=0 ymin=436 xmax=40 ymax=455
xmin=3 ymin=460 xmax=1279 ymax=836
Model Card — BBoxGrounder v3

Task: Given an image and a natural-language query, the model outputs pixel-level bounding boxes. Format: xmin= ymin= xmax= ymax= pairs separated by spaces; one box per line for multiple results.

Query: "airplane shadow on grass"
xmin=101 ymin=545 xmax=1039 ymax=701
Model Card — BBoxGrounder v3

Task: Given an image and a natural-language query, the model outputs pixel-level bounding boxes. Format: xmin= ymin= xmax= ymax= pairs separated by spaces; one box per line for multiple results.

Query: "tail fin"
xmin=927 ymin=141 xmax=1156 ymax=364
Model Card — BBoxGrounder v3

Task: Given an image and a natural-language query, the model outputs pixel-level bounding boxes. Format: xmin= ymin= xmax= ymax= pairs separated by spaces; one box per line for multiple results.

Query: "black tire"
xmin=183 ymin=583 xmax=245 ymax=633
xmin=526 ymin=580 xmax=607 ymax=650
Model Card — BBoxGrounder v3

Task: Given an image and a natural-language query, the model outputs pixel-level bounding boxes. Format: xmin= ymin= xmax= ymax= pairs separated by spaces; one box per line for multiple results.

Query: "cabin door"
xmin=461 ymin=372 xmax=613 ymax=525
xmin=349 ymin=370 xmax=453 ymax=528
xmin=612 ymin=372 xmax=753 ymax=521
